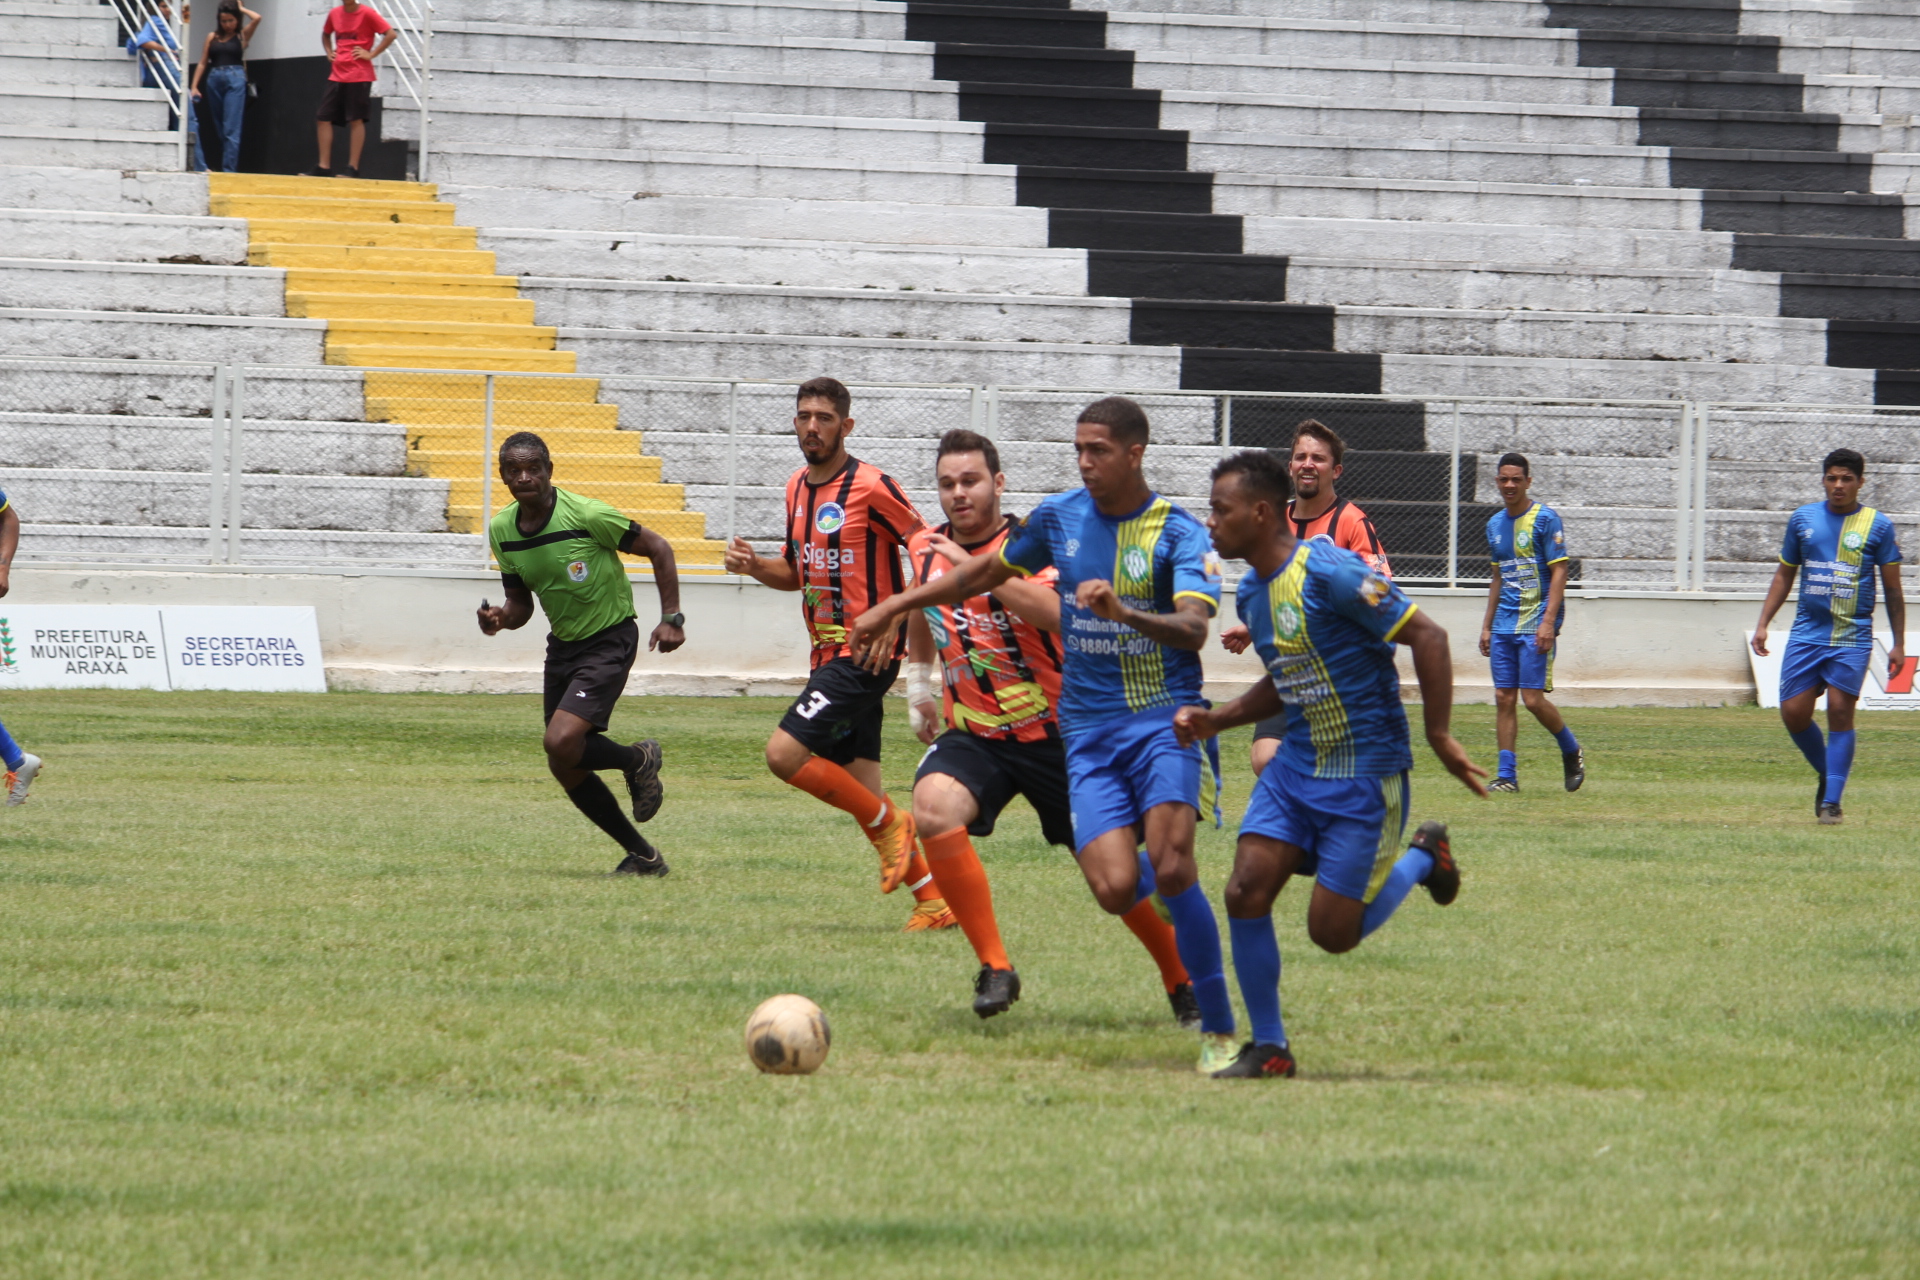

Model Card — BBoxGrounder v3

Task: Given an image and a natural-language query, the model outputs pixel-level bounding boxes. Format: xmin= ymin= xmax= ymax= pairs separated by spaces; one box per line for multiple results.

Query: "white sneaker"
xmin=1196 ymin=1031 xmax=1239 ymax=1076
xmin=7 ymin=753 xmax=42 ymax=806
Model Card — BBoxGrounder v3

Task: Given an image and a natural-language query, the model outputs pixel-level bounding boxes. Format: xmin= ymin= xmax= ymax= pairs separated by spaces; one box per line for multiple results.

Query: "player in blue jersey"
xmin=1478 ymin=453 xmax=1585 ymax=793
xmin=0 ymin=488 xmax=44 ymax=806
xmin=849 ymin=397 xmax=1242 ymax=1073
xmin=1750 ymin=449 xmax=1905 ymax=824
xmin=1174 ymin=450 xmax=1486 ymax=1079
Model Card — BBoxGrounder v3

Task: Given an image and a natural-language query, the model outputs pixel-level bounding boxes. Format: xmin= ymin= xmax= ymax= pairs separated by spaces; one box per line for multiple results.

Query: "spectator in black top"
xmin=190 ymin=4 xmax=261 ymax=173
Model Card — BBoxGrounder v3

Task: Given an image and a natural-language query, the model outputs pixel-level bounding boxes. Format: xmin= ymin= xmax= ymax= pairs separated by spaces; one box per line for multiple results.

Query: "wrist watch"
xmin=660 ymin=612 xmax=686 ymax=628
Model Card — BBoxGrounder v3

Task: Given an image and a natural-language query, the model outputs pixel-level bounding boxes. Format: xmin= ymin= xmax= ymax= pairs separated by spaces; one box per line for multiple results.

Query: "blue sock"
xmin=1788 ymin=722 xmax=1826 ymax=776
xmin=1553 ymin=726 xmax=1580 ymax=755
xmin=1825 ymin=729 xmax=1856 ymax=805
xmin=1133 ymin=847 xmax=1158 ymax=905
xmin=1160 ymin=882 xmax=1235 ymax=1036
xmin=0 ymin=719 xmax=21 ymax=772
xmin=1361 ymin=848 xmax=1433 ymax=940
xmin=1497 ymin=749 xmax=1517 ymax=780
xmin=1227 ymin=915 xmax=1286 ymax=1047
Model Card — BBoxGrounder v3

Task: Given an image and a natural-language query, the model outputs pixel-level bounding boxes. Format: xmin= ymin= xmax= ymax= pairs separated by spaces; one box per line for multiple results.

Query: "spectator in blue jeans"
xmin=190 ymin=3 xmax=262 ymax=172
xmin=125 ymin=0 xmax=206 ymax=171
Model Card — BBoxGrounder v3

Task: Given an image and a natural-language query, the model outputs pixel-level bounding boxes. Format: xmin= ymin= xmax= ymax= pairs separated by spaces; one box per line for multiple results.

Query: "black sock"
xmin=566 ymin=774 xmax=649 ymax=853
xmin=576 ymin=734 xmax=640 ymax=773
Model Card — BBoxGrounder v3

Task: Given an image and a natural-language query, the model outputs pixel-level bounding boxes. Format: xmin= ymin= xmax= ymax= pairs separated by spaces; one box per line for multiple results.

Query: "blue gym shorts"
xmin=1240 ymin=757 xmax=1410 ymax=904
xmin=1063 ymin=705 xmax=1204 ymax=852
xmin=1779 ymin=638 xmax=1870 ymax=701
xmin=1489 ymin=631 xmax=1554 ymax=691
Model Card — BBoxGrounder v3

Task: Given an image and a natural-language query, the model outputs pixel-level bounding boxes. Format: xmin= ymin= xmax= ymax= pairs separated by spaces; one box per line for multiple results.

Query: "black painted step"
xmin=935 ymin=44 xmax=1135 ymax=88
xmin=960 ymin=84 xmax=1161 ymax=129
xmin=1826 ymin=320 xmax=1920 ymax=369
xmin=1331 ymin=502 xmax=1504 ymax=563
xmin=905 ymin=3 xmax=1106 ymax=48
xmin=1226 ymin=401 xmax=1427 ymax=452
xmin=1668 ymin=148 xmax=1872 ymax=193
xmin=1576 ymin=30 xmax=1781 ymax=73
xmin=1702 ymin=190 xmax=1905 ymax=238
xmin=1050 ymin=208 xmax=1243 ymax=254
xmin=1018 ymin=166 xmax=1213 ymax=213
xmin=1874 ymin=369 xmax=1920 ymax=404
xmin=1132 ymin=299 xmax=1334 ymax=350
xmin=1638 ymin=107 xmax=1840 ymax=152
xmin=914 ymin=0 xmax=1076 ymax=9
xmin=985 ymin=123 xmax=1188 ymax=169
xmin=1614 ymin=69 xmax=1805 ymax=113
xmin=1548 ymin=0 xmax=1741 ymax=34
xmin=1336 ymin=451 xmax=1463 ymax=503
xmin=1736 ymin=234 xmax=1920 ymax=276
xmin=1088 ymin=249 xmax=1286 ymax=301
xmin=1782 ymin=275 xmax=1920 ymax=324
xmin=1180 ymin=348 xmax=1384 ymax=394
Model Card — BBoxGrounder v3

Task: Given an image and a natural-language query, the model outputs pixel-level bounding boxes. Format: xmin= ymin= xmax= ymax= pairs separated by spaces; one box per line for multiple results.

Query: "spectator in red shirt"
xmin=304 ymin=0 xmax=394 ymax=178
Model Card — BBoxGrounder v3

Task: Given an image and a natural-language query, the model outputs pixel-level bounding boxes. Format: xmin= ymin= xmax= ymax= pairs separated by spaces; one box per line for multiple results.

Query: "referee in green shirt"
xmin=478 ymin=431 xmax=686 ymax=875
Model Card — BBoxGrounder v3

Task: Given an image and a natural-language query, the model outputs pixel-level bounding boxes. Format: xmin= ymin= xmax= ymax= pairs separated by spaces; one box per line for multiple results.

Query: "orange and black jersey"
xmin=909 ymin=520 xmax=1064 ymax=744
xmin=783 ymin=458 xmax=926 ymax=668
xmin=1291 ymin=496 xmax=1392 ymax=578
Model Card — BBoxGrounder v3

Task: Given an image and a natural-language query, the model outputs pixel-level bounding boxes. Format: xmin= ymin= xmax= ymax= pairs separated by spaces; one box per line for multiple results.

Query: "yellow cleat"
xmin=870 ymin=803 xmax=918 ymax=895
xmin=903 ymin=900 xmax=959 ymax=932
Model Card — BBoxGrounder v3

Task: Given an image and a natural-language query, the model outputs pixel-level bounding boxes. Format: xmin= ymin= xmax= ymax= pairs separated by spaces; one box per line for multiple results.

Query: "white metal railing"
xmin=108 ymin=0 xmax=190 ymax=171
xmin=374 ymin=0 xmax=435 ymax=180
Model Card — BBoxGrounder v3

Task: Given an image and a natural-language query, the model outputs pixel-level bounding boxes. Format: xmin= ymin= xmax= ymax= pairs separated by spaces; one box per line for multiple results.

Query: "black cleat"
xmin=340 ymin=166 xmax=360 ymax=179
xmin=1168 ymin=981 xmax=1202 ymax=1031
xmin=973 ymin=965 xmax=1021 ymax=1019
xmin=1211 ymin=1040 xmax=1296 ymax=1079
xmin=1488 ymin=776 xmax=1519 ymax=793
xmin=612 ymin=845 xmax=668 ymax=876
xmin=625 ymin=739 xmax=664 ymax=823
xmin=1818 ymin=801 xmax=1844 ymax=826
xmin=1410 ymin=819 xmax=1459 ymax=906
xmin=300 ymin=166 xmax=331 ymax=177
xmin=1815 ymin=777 xmax=1826 ymax=819
xmin=1563 ymin=748 xmax=1586 ymax=792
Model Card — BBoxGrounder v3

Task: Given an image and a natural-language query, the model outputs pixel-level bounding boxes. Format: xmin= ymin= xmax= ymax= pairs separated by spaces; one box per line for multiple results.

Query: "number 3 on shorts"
xmin=793 ymin=689 xmax=831 ymax=720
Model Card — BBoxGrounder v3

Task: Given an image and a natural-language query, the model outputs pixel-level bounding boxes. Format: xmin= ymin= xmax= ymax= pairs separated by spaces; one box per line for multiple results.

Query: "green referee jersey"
xmin=490 ymin=487 xmax=638 ymax=642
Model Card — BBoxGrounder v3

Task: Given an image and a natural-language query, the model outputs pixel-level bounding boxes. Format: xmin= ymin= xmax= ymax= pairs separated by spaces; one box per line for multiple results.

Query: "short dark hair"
xmin=1077 ymin=395 xmax=1150 ymax=447
xmin=1496 ymin=452 xmax=1530 ymax=476
xmin=498 ymin=431 xmax=550 ymax=466
xmin=796 ymin=376 xmax=851 ymax=419
xmin=1290 ymin=419 xmax=1345 ymax=466
xmin=1823 ymin=448 xmax=1865 ymax=478
xmin=937 ymin=428 xmax=1000 ymax=477
xmin=1212 ymin=449 xmax=1291 ymax=511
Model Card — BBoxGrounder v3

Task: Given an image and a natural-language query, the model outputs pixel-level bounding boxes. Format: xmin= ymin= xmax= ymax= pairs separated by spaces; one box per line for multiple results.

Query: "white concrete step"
xmin=0 ymin=259 xmax=286 ymax=317
xmin=0 ymin=207 xmax=247 ymax=264
xmin=431 ymin=22 xmax=932 ymax=77
xmin=0 ymin=41 xmax=146 ymax=88
xmin=1456 ymin=403 xmax=1920 ymax=463
xmin=1782 ymin=37 xmax=1920 ymax=79
xmin=0 ymin=361 xmax=360 ymax=420
xmin=0 ymin=1 xmax=124 ymax=46
xmin=0 ymin=412 xmax=406 ymax=475
xmin=0 ymin=166 xmax=208 ymax=216
xmin=0 ymin=308 xmax=325 ymax=364
xmin=1745 ymin=0 xmax=1920 ymax=43
xmin=1375 ymin=352 xmax=1870 ymax=402
xmin=421 ymin=61 xmax=960 ymax=121
xmin=1134 ymin=54 xmax=1615 ymax=107
xmin=18 ymin=523 xmax=484 ymax=568
xmin=1162 ymin=93 xmax=1642 ymax=148
xmin=1217 ymin=173 xmax=1707 ymax=232
xmin=438 ymin=0 xmax=906 ymax=39
xmin=0 ymin=467 xmax=452 ymax=532
xmin=0 ymin=127 xmax=187 ymax=171
xmin=1197 ymin=133 xmax=1671 ymax=187
xmin=1287 ymin=256 xmax=1776 ymax=315
xmin=1105 ymin=13 xmax=1578 ymax=66
xmin=1084 ymin=0 xmax=1547 ymax=21
xmin=1250 ymin=216 xmax=1736 ymax=270
xmin=1335 ymin=306 xmax=1826 ymax=365
xmin=1804 ymin=74 xmax=1920 ymax=117
xmin=4 ymin=83 xmax=170 ymax=132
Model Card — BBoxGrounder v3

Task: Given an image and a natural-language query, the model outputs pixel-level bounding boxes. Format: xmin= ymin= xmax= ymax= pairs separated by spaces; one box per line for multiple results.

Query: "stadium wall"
xmin=7 ymin=568 xmax=1763 ymax=706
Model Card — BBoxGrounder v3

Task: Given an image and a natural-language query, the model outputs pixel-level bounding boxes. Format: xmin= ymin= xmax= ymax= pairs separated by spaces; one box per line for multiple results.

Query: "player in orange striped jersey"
xmin=903 ymin=430 xmax=1202 ymax=1024
xmin=723 ymin=377 xmax=956 ymax=931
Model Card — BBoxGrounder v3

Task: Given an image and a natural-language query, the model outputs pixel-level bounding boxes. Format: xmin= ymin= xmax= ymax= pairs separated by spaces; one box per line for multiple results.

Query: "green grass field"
xmin=0 ymin=691 xmax=1916 ymax=1278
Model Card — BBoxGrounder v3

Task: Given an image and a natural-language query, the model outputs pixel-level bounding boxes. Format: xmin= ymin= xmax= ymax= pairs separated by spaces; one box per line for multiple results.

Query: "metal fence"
xmin=106 ymin=0 xmax=191 ymax=172
xmin=7 ymin=356 xmax=1917 ymax=590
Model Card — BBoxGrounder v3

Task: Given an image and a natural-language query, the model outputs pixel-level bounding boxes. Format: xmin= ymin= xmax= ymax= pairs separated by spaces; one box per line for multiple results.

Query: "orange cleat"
xmin=871 ymin=804 xmax=918 ymax=894
xmin=902 ymin=899 xmax=959 ymax=932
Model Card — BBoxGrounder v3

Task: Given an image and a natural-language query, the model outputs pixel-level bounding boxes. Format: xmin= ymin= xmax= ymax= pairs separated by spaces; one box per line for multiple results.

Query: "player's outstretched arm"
xmin=478 ymin=583 xmax=535 ymax=635
xmin=1399 ymin=610 xmax=1489 ymax=798
xmin=623 ymin=525 xmax=684 ymax=653
xmin=1172 ymin=678 xmax=1282 ymax=748
xmin=1750 ymin=562 xmax=1797 ymax=656
xmin=1883 ymin=562 xmax=1906 ymax=671
xmin=848 ymin=553 xmax=1014 ymax=672
xmin=725 ymin=536 xmax=800 ymax=591
xmin=1076 ymin=582 xmax=1211 ymax=651
xmin=991 ymin=573 xmax=1061 ymax=633
xmin=0 ymin=500 xmax=18 ymax=598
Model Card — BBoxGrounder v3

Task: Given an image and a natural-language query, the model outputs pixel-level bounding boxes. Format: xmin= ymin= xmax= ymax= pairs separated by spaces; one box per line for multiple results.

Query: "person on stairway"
xmin=190 ymin=3 xmax=261 ymax=174
xmin=305 ymin=0 xmax=394 ymax=179
xmin=125 ymin=0 xmax=206 ymax=172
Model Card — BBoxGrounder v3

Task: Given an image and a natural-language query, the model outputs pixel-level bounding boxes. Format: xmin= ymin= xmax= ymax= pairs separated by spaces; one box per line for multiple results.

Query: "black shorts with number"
xmin=915 ymin=729 xmax=1075 ymax=848
xmin=778 ymin=656 xmax=897 ymax=765
xmin=543 ymin=618 xmax=639 ymax=732
xmin=317 ymin=79 xmax=373 ymax=124
xmin=1252 ymin=713 xmax=1286 ymax=742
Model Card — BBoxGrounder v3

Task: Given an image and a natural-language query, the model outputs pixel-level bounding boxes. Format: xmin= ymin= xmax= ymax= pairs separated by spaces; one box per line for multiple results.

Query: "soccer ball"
xmin=744 ymin=994 xmax=831 ymax=1075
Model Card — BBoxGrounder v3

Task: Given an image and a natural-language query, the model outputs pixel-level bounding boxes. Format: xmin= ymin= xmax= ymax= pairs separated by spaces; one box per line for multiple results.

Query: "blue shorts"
xmin=1239 ymin=757 xmax=1409 ymax=904
xmin=1063 ymin=706 xmax=1204 ymax=852
xmin=1780 ymin=638 xmax=1869 ymax=701
xmin=1489 ymin=631 xmax=1555 ymax=691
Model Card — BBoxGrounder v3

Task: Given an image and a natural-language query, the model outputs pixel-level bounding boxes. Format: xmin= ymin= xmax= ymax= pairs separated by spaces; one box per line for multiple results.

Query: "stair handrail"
xmin=108 ymin=0 xmax=190 ymax=172
xmin=373 ymin=0 xmax=435 ymax=181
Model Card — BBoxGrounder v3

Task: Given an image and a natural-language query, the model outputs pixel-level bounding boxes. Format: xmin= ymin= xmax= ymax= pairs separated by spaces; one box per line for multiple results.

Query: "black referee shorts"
xmin=543 ymin=618 xmax=639 ymax=732
xmin=777 ymin=655 xmax=897 ymax=765
xmin=914 ymin=729 xmax=1074 ymax=848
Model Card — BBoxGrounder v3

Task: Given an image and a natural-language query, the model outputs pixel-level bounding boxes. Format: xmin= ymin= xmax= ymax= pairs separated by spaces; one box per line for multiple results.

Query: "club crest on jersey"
xmin=1516 ymin=529 xmax=1533 ymax=552
xmin=1275 ymin=601 xmax=1303 ymax=641
xmin=1844 ymin=530 xmax=1866 ymax=551
xmin=1122 ymin=546 xmax=1150 ymax=581
xmin=1358 ymin=575 xmax=1390 ymax=607
xmin=815 ymin=502 xmax=846 ymax=534
xmin=567 ymin=560 xmax=589 ymax=583
xmin=1064 ymin=537 xmax=1081 ymax=557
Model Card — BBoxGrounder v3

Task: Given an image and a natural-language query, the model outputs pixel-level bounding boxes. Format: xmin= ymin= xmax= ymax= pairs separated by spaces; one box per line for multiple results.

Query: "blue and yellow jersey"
xmin=1781 ymin=501 xmax=1902 ymax=650
xmin=1239 ymin=540 xmax=1417 ymax=779
xmin=999 ymin=488 xmax=1220 ymax=733
xmin=1486 ymin=501 xmax=1569 ymax=634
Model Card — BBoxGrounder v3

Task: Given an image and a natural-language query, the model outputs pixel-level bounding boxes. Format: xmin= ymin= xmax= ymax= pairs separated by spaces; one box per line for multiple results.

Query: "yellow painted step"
xmin=285 ymin=269 xmax=520 ymax=298
xmin=211 ymin=193 xmax=457 ymax=224
xmin=406 ymin=423 xmax=637 ymax=449
xmin=371 ymin=399 xmax=620 ymax=430
xmin=422 ymin=452 xmax=664 ymax=482
xmin=363 ymin=373 xmax=599 ymax=402
xmin=327 ymin=318 xmax=557 ymax=349
xmin=288 ymin=292 xmax=537 ymax=325
xmin=247 ymin=219 xmax=479 ymax=250
xmin=253 ymin=244 xmax=496 ymax=273
xmin=209 ymin=172 xmax=437 ymax=200
xmin=330 ymin=346 xmax=577 ymax=372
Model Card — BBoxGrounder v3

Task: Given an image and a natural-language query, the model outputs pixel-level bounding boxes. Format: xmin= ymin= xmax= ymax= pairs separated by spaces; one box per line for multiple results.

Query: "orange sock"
xmin=1121 ymin=897 xmax=1190 ymax=993
xmin=787 ymin=756 xmax=888 ymax=830
xmin=922 ymin=828 xmax=1009 ymax=968
xmin=904 ymin=851 xmax=946 ymax=904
